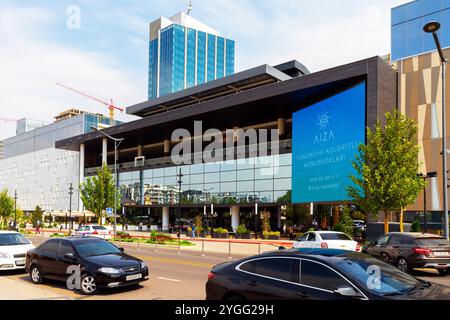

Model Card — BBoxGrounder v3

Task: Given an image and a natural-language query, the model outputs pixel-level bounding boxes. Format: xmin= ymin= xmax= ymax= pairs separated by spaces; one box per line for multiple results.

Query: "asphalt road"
xmin=1 ymin=238 xmax=450 ymax=300
xmin=0 ymin=238 xmax=233 ymax=300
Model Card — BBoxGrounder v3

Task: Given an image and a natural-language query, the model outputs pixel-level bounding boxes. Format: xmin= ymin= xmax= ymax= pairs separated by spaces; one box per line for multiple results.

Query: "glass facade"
xmin=159 ymin=26 xmax=174 ymax=97
xmin=226 ymin=39 xmax=235 ymax=76
xmin=207 ymin=34 xmax=216 ymax=82
xmin=392 ymin=0 xmax=450 ymax=61
xmin=197 ymin=31 xmax=207 ymax=85
xmin=148 ymin=22 xmax=236 ymax=99
xmin=148 ymin=39 xmax=158 ymax=99
xmin=216 ymin=37 xmax=225 ymax=79
xmin=186 ymin=28 xmax=196 ymax=88
xmin=118 ymin=154 xmax=292 ymax=206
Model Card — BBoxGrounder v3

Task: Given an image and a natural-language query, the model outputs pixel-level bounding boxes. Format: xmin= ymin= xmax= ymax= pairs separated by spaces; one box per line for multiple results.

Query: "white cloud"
xmin=0 ymin=6 xmax=144 ymax=140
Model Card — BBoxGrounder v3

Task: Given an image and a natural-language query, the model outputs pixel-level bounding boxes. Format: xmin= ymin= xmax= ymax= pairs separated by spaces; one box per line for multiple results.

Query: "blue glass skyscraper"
xmin=148 ymin=12 xmax=236 ymax=100
xmin=392 ymin=0 xmax=450 ymax=61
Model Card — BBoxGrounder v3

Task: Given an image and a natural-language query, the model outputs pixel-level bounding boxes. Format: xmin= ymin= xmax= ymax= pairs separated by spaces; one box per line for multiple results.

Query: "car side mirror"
xmin=63 ymin=253 xmax=76 ymax=262
xmin=278 ymin=246 xmax=286 ymax=250
xmin=119 ymin=247 xmax=125 ymax=252
xmin=334 ymin=286 xmax=363 ymax=299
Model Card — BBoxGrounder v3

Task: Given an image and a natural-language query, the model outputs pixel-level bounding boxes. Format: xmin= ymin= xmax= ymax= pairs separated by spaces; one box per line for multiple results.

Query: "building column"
xmin=164 ymin=140 xmax=170 ymax=156
xmin=79 ymin=143 xmax=85 ymax=211
xmin=102 ymin=138 xmax=108 ymax=165
xmin=137 ymin=145 xmax=143 ymax=157
xmin=162 ymin=207 xmax=170 ymax=232
xmin=231 ymin=206 xmax=240 ymax=232
xmin=277 ymin=118 xmax=286 ymax=137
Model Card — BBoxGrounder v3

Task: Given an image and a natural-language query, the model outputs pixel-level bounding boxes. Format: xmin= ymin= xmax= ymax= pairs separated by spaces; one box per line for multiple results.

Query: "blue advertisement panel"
xmin=292 ymin=82 xmax=366 ymax=203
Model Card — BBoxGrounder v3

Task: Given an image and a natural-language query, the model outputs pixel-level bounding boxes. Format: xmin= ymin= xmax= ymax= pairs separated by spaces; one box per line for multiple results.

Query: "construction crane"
xmin=56 ymin=83 xmax=124 ymax=121
xmin=187 ymin=0 xmax=193 ymax=15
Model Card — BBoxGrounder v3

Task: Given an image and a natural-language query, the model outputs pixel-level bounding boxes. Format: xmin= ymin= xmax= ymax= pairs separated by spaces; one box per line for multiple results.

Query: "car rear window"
xmin=320 ymin=233 xmax=352 ymax=241
xmin=417 ymin=238 xmax=449 ymax=247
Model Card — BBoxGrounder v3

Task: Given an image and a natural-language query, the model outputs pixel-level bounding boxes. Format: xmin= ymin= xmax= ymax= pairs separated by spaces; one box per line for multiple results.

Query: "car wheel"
xmin=380 ymin=253 xmax=390 ymax=262
xmin=438 ymin=269 xmax=449 ymax=276
xmin=80 ymin=274 xmax=98 ymax=295
xmin=397 ymin=257 xmax=410 ymax=273
xmin=30 ymin=265 xmax=43 ymax=284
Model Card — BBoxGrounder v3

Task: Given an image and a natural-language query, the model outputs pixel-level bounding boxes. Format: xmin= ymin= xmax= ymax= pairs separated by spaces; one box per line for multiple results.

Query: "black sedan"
xmin=25 ymin=237 xmax=149 ymax=295
xmin=206 ymin=248 xmax=450 ymax=300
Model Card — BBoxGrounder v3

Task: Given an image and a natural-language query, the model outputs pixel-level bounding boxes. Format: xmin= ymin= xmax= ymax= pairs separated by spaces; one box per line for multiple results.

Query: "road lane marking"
xmin=136 ymin=255 xmax=215 ymax=268
xmin=157 ymin=277 xmax=181 ymax=282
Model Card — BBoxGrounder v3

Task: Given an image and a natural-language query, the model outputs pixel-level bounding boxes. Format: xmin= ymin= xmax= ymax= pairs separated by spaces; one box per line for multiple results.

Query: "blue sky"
xmin=0 ymin=0 xmax=408 ymax=140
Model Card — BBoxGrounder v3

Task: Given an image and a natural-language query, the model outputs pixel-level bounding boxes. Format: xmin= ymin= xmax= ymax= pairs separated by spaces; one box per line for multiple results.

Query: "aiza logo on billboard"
xmin=315 ymin=111 xmax=335 ymax=144
xmin=292 ymin=82 xmax=366 ymax=203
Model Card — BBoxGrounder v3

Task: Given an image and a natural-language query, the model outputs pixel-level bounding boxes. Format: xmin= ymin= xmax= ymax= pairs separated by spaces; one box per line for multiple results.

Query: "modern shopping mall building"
xmin=56 ymin=58 xmax=396 ymax=232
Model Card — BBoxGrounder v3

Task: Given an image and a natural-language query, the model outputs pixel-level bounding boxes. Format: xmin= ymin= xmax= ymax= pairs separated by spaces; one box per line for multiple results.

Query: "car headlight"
xmin=140 ymin=261 xmax=146 ymax=269
xmin=0 ymin=252 xmax=12 ymax=259
xmin=98 ymin=267 xmax=121 ymax=274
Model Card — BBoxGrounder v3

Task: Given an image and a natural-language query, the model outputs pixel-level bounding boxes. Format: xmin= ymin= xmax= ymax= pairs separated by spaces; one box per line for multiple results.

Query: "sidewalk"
xmin=0 ymin=276 xmax=70 ymax=300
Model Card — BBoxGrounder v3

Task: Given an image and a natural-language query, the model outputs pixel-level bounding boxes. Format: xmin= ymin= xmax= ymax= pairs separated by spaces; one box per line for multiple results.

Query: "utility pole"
xmin=69 ymin=183 xmax=74 ymax=231
xmin=13 ymin=190 xmax=17 ymax=230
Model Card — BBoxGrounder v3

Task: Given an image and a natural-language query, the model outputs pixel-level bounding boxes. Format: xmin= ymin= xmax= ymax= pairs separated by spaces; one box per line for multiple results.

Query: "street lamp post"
xmin=68 ymin=183 xmax=74 ymax=231
xmin=91 ymin=127 xmax=124 ymax=239
xmin=424 ymin=22 xmax=449 ymax=240
xmin=177 ymin=169 xmax=184 ymax=243
xmin=13 ymin=190 xmax=17 ymax=230
xmin=419 ymin=172 xmax=438 ymax=233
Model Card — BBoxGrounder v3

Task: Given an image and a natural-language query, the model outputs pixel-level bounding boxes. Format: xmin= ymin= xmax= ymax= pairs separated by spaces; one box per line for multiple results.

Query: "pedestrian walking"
xmin=191 ymin=225 xmax=196 ymax=239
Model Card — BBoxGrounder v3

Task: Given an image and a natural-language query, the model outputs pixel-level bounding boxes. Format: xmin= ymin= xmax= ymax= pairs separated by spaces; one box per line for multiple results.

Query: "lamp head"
xmin=424 ymin=21 xmax=441 ymax=33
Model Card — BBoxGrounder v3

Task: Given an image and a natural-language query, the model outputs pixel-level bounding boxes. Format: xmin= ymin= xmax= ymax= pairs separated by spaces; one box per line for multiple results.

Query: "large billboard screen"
xmin=292 ymin=82 xmax=366 ymax=203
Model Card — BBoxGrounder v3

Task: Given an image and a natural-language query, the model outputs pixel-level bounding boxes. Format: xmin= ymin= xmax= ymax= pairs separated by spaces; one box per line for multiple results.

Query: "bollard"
xmin=227 ymin=241 xmax=232 ymax=260
xmin=201 ymin=239 xmax=205 ymax=257
xmin=258 ymin=242 xmax=261 ymax=255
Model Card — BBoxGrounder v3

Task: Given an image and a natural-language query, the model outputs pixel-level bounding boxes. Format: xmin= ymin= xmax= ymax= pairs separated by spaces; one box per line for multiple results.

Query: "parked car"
xmin=25 ymin=237 xmax=149 ymax=295
xmin=205 ymin=248 xmax=450 ymax=300
xmin=293 ymin=231 xmax=361 ymax=252
xmin=363 ymin=232 xmax=450 ymax=275
xmin=72 ymin=225 xmax=112 ymax=240
xmin=353 ymin=220 xmax=366 ymax=231
xmin=0 ymin=231 xmax=35 ymax=271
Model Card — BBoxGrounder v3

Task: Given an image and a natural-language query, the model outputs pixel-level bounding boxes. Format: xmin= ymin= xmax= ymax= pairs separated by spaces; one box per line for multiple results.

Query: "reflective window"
xmin=216 ymin=37 xmax=225 ymax=79
xmin=254 ymin=258 xmax=299 ymax=283
xmin=301 ymin=260 xmax=348 ymax=291
xmin=237 ymin=181 xmax=254 ymax=192
xmin=274 ymin=178 xmax=291 ymax=190
xmin=153 ymin=168 xmax=165 ymax=177
xmin=220 ymin=182 xmax=236 ymax=193
xmin=238 ymin=169 xmax=254 ymax=181
xmin=190 ymin=174 xmax=203 ymax=184
xmin=204 ymin=162 xmax=221 ymax=173
xmin=204 ymin=172 xmax=220 ymax=183
xmin=274 ymin=166 xmax=292 ymax=179
xmin=221 ymin=170 xmax=236 ymax=182
xmin=207 ymin=34 xmax=216 ymax=81
xmin=197 ymin=32 xmax=206 ymax=85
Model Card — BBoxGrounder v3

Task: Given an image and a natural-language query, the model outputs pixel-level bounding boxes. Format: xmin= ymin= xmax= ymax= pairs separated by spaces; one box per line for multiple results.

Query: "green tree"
xmin=348 ymin=110 xmax=425 ymax=234
xmin=333 ymin=207 xmax=354 ymax=237
xmin=31 ymin=206 xmax=43 ymax=228
xmin=0 ymin=189 xmax=14 ymax=229
xmin=80 ymin=165 xmax=121 ymax=225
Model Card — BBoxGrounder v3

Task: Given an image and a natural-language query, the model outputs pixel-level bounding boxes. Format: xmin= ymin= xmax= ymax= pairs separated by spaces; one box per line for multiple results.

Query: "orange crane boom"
xmin=56 ymin=83 xmax=124 ymax=120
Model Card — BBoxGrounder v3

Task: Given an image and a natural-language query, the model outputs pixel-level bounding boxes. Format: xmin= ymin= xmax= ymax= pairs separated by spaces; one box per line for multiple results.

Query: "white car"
xmin=72 ymin=225 xmax=112 ymax=240
xmin=0 ymin=231 xmax=35 ymax=270
xmin=293 ymin=231 xmax=361 ymax=252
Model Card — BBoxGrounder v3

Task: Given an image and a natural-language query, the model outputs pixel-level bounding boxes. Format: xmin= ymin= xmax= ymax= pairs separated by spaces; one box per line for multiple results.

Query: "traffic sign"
xmin=106 ymin=208 xmax=113 ymax=216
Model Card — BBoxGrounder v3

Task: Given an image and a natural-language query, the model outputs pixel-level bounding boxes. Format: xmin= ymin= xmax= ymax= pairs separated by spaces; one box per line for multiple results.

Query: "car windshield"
xmin=92 ymin=226 xmax=107 ymax=230
xmin=0 ymin=233 xmax=30 ymax=246
xmin=320 ymin=233 xmax=352 ymax=241
xmin=74 ymin=240 xmax=121 ymax=257
xmin=417 ymin=238 xmax=449 ymax=247
xmin=335 ymin=253 xmax=423 ymax=296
